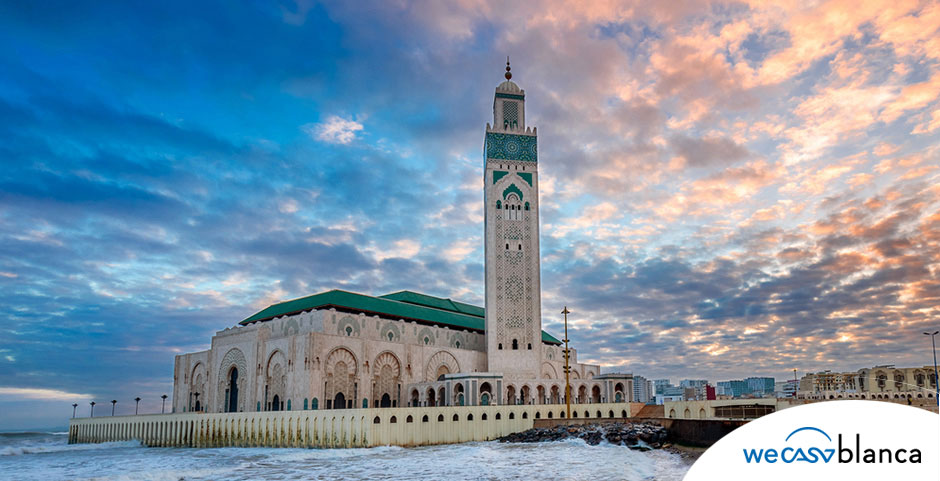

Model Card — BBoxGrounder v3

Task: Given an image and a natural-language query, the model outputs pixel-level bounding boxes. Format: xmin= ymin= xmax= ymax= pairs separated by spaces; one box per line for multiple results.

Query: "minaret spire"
xmin=505 ymin=57 xmax=512 ymax=80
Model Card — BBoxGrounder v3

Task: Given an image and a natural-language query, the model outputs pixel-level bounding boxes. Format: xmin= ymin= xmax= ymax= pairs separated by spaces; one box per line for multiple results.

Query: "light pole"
xmin=135 ymin=397 xmax=141 ymax=415
xmin=90 ymin=401 xmax=96 ymax=417
xmin=161 ymin=394 xmax=168 ymax=413
xmin=72 ymin=403 xmax=78 ymax=418
xmin=925 ymin=330 xmax=939 ymax=407
xmin=562 ymin=306 xmax=572 ymax=421
xmin=111 ymin=400 xmax=117 ymax=416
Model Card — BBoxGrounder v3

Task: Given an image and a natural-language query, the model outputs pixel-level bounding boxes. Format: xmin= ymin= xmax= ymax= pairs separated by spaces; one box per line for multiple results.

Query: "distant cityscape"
xmin=628 ymin=364 xmax=938 ymax=405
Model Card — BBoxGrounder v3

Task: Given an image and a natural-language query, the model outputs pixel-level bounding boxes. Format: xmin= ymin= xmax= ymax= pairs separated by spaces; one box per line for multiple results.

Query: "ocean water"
xmin=0 ymin=432 xmax=693 ymax=480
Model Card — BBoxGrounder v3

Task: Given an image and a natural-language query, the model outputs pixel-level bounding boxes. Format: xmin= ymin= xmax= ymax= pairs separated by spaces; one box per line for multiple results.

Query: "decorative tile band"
xmin=485 ymin=132 xmax=537 ymax=162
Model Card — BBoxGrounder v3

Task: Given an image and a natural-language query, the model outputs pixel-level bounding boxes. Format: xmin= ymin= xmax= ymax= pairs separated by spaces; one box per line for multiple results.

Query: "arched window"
xmin=422 ymin=415 xmax=429 ymax=422
xmin=522 ymin=412 xmax=528 ymax=419
xmin=467 ymin=414 xmax=473 ymax=421
xmin=390 ymin=416 xmax=397 ymax=424
xmin=373 ymin=416 xmax=381 ymax=424
xmin=496 ymin=200 xmax=502 ymax=210
xmin=498 ymin=343 xmax=503 ymax=350
xmin=512 ymin=339 xmax=519 ymax=350
xmin=524 ymin=202 xmax=529 ymax=211
xmin=509 ymin=412 xmax=515 ymax=419
xmin=452 ymin=414 xmax=459 ymax=422
xmin=527 ymin=343 xmax=532 ymax=350
xmin=437 ymin=414 xmax=444 ymax=422
xmin=406 ymin=415 xmax=413 ymax=423
xmin=303 ymin=398 xmax=308 ymax=410
xmin=482 ymin=413 xmax=488 ymax=421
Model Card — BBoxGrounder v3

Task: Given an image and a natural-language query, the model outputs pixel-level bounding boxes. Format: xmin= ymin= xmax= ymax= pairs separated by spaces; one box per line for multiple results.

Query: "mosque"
xmin=171 ymin=62 xmax=634 ymax=415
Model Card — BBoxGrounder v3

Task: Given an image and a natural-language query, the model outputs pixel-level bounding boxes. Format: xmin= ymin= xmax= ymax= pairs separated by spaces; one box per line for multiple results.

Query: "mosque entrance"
xmin=225 ymin=367 xmax=239 ymax=413
xmin=332 ymin=392 xmax=346 ymax=409
xmin=271 ymin=394 xmax=280 ymax=411
xmin=380 ymin=393 xmax=392 ymax=408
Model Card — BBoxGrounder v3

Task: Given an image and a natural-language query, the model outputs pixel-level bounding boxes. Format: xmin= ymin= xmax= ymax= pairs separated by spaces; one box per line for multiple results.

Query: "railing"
xmin=68 ymin=402 xmax=632 ymax=448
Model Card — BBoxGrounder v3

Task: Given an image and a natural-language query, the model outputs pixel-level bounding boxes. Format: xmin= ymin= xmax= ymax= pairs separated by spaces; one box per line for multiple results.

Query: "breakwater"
xmin=68 ymin=402 xmax=632 ymax=448
xmin=498 ymin=422 xmax=668 ymax=449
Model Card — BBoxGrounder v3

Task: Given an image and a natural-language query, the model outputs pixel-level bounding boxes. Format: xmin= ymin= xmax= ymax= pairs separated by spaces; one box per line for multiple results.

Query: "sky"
xmin=1 ymin=0 xmax=938 ymax=430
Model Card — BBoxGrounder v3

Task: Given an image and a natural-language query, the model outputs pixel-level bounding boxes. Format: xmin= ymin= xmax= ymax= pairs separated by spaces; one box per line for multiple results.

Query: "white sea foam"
xmin=0 ymin=439 xmax=141 ymax=456
xmin=0 ymin=434 xmax=691 ymax=481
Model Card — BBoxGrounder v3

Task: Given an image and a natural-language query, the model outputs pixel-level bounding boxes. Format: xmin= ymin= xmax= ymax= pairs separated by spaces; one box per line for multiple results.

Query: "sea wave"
xmin=0 ymin=440 xmax=141 ymax=457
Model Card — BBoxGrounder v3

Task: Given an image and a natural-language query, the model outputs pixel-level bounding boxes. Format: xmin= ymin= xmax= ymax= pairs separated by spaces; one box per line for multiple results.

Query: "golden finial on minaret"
xmin=505 ymin=56 xmax=512 ymax=80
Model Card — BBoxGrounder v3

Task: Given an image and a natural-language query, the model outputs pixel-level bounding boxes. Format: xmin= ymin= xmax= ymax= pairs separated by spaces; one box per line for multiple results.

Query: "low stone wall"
xmin=68 ymin=402 xmax=631 ymax=448
xmin=639 ymin=418 xmax=747 ymax=447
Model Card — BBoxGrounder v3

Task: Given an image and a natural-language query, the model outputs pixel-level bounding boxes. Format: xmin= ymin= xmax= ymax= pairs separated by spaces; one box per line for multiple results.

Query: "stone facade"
xmin=171 ymin=66 xmax=628 ymax=416
xmin=797 ymin=365 xmax=939 ymax=401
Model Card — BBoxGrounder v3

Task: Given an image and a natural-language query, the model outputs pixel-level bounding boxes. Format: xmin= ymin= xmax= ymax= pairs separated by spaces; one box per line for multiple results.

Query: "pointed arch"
xmin=425 ymin=350 xmax=460 ymax=382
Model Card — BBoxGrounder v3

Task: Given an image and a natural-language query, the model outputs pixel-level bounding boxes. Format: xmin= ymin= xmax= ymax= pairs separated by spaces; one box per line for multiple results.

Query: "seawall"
xmin=68 ymin=402 xmax=631 ymax=448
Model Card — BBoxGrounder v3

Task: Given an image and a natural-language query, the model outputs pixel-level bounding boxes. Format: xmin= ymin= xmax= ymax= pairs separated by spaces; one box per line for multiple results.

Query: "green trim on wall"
xmin=503 ymin=183 xmax=523 ymax=201
xmin=493 ymin=170 xmax=508 ymax=184
xmin=495 ymin=92 xmax=525 ymax=100
xmin=239 ymin=288 xmax=562 ymax=344
xmin=518 ymin=172 xmax=533 ymax=186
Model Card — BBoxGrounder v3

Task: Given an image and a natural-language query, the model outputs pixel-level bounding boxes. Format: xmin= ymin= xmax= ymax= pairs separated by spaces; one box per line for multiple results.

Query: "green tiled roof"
xmin=239 ymin=289 xmax=561 ymax=345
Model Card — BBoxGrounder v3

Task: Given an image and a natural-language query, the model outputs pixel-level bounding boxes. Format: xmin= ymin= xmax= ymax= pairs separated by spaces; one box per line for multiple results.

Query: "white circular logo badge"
xmin=683 ymin=401 xmax=939 ymax=480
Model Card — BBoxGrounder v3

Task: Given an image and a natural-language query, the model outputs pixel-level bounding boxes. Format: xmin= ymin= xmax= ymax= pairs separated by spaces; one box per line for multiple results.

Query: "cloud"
xmin=303 ymin=115 xmax=364 ymax=144
xmin=0 ymin=387 xmax=93 ymax=401
xmin=670 ymin=135 xmax=751 ymax=168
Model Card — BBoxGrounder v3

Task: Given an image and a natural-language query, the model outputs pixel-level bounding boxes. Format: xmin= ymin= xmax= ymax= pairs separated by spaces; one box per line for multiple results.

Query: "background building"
xmin=633 ymin=375 xmax=654 ymax=404
xmin=798 ymin=365 xmax=938 ymax=400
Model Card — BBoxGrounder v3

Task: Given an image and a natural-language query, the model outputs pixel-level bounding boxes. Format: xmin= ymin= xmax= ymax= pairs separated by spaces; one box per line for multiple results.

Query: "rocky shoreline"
xmin=497 ymin=422 xmax=669 ymax=450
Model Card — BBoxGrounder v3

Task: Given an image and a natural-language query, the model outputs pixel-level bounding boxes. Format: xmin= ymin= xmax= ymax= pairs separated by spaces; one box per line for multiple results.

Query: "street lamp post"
xmin=111 ymin=400 xmax=117 ymax=416
xmin=90 ymin=401 xmax=96 ymax=417
xmin=135 ymin=397 xmax=141 ymax=415
xmin=925 ymin=330 xmax=940 ymax=407
xmin=72 ymin=403 xmax=78 ymax=418
xmin=161 ymin=394 xmax=168 ymax=414
xmin=562 ymin=306 xmax=572 ymax=421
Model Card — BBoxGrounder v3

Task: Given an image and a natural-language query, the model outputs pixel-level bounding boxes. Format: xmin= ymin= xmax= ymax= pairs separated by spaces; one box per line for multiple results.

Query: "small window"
xmin=373 ymin=416 xmax=381 ymax=424
xmin=345 ymin=326 xmax=352 ymax=336
xmin=455 ymin=341 xmax=461 ymax=349
xmin=518 ymin=244 xmax=521 ymax=250
xmin=506 ymin=243 xmax=509 ymax=249
xmin=512 ymin=339 xmax=518 ymax=350
xmin=437 ymin=414 xmax=444 ymax=422
xmin=467 ymin=414 xmax=473 ymax=421
xmin=535 ymin=411 xmax=541 ymax=419
xmin=482 ymin=413 xmax=488 ymax=421
xmin=496 ymin=200 xmax=501 ymax=210
xmin=498 ymin=343 xmax=502 ymax=350
xmin=422 ymin=415 xmax=429 ymax=423
xmin=496 ymin=412 xmax=502 ymax=420
xmin=509 ymin=412 xmax=515 ymax=419
xmin=522 ymin=412 xmax=528 ymax=419
xmin=524 ymin=202 xmax=529 ymax=211
xmin=452 ymin=414 xmax=459 ymax=422
xmin=390 ymin=416 xmax=397 ymax=424
xmin=387 ymin=332 xmax=394 ymax=341
xmin=527 ymin=343 xmax=532 ymax=350
xmin=406 ymin=415 xmax=413 ymax=423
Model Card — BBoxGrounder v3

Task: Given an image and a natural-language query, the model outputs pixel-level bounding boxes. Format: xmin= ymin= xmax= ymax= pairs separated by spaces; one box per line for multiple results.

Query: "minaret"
xmin=484 ymin=59 xmax=542 ymax=380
